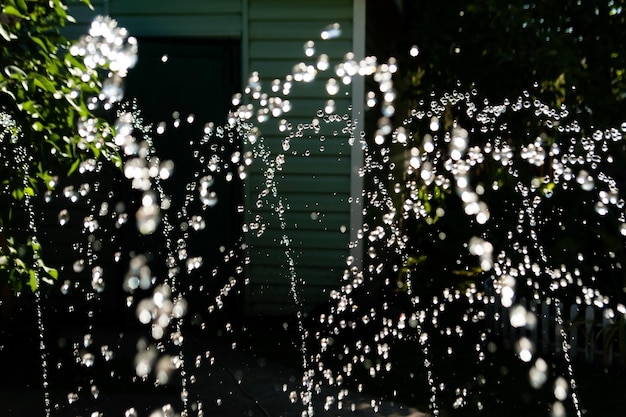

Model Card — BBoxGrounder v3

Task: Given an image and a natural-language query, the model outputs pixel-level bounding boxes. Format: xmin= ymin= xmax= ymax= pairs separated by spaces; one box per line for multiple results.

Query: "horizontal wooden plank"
xmin=110 ymin=0 xmax=242 ymax=15
xmin=247 ymin=122 xmax=354 ymax=147
xmin=253 ymin=135 xmax=351 ymax=157
xmin=247 ymin=285 xmax=337 ymax=308
xmin=248 ymin=246 xmax=348 ymax=267
xmin=113 ymin=16 xmax=242 ymax=38
xmin=249 ymin=113 xmax=354 ymax=133
xmin=247 ymin=229 xmax=349 ymax=251
xmin=251 ymin=129 xmax=352 ymax=145
xmin=248 ymin=78 xmax=354 ymax=100
xmin=245 ymin=277 xmax=343 ymax=314
xmin=276 ymin=190 xmax=349 ymax=213
xmin=244 ymin=191 xmax=349 ymax=213
xmin=250 ymin=20 xmax=352 ymax=40
xmin=249 ymin=59 xmax=357 ymax=81
xmin=253 ymin=209 xmax=349 ymax=228
xmin=250 ymin=154 xmax=350 ymax=175
xmin=245 ymin=298 xmax=327 ymax=316
xmin=246 ymin=265 xmax=344 ymax=287
xmin=247 ymin=173 xmax=350 ymax=194
xmin=244 ymin=223 xmax=350 ymax=246
xmin=249 ymin=40 xmax=353 ymax=60
xmin=249 ymin=1 xmax=352 ymax=21
xmin=252 ymin=97 xmax=352 ymax=119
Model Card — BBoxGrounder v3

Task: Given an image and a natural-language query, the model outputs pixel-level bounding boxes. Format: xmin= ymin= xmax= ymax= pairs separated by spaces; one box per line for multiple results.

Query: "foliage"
xmin=371 ymin=1 xmax=626 ymax=302
xmin=399 ymin=0 xmax=626 ymax=128
xmin=0 ymin=0 xmax=120 ymax=293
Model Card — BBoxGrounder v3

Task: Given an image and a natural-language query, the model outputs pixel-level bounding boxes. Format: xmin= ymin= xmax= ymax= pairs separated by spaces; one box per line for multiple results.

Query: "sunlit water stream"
xmin=2 ymin=15 xmax=626 ymax=417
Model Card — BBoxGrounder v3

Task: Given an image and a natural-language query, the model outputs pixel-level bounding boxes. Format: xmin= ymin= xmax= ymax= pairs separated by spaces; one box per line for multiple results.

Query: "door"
xmin=123 ymin=38 xmax=243 ymax=324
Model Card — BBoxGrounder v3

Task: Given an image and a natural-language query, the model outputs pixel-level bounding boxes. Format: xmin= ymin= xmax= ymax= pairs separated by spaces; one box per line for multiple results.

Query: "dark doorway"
xmin=122 ymin=38 xmax=244 ymax=324
xmin=125 ymin=38 xmax=240 ymax=126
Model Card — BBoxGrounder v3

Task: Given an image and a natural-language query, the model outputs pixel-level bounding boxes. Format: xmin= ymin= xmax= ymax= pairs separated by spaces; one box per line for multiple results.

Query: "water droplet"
xmin=190 ymin=215 xmax=205 ymax=231
xmin=81 ymin=352 xmax=95 ymax=367
xmin=91 ymin=266 xmax=105 ymax=293
xmin=320 ymin=23 xmax=341 ymax=40
xmin=551 ymin=401 xmax=566 ymax=417
xmin=58 ymin=209 xmax=70 ymax=226
xmin=326 ymin=78 xmax=339 ymax=96
xmin=303 ymin=40 xmax=315 ymax=57
xmin=429 ymin=116 xmax=440 ymax=131
xmin=200 ymin=189 xmax=218 ymax=207
xmin=515 ymin=337 xmax=534 ymax=362
xmin=289 ymin=391 xmax=298 ymax=403
xmin=576 ymin=170 xmax=595 ymax=191
xmin=73 ymin=259 xmax=85 ymax=273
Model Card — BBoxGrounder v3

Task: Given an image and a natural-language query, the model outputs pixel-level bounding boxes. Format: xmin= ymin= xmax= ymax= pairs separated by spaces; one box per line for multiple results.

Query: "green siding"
xmin=245 ymin=0 xmax=354 ymax=315
xmin=110 ymin=0 xmax=241 ymax=38
xmin=248 ymin=1 xmax=352 ymax=20
xmin=250 ymin=21 xmax=353 ymax=40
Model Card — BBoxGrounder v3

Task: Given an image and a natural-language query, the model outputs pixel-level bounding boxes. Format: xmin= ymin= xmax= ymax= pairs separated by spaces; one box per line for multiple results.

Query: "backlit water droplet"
xmin=320 ymin=23 xmax=341 ymax=40
xmin=58 ymin=209 xmax=70 ymax=226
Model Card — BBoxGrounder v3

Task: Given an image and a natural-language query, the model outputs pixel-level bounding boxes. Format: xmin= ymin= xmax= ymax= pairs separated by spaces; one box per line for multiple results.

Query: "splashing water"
xmin=3 ymin=14 xmax=626 ymax=417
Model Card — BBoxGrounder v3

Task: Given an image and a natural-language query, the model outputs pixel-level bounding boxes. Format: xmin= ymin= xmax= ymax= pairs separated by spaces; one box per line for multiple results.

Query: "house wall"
xmin=244 ymin=0 xmax=356 ymax=315
xmin=65 ymin=0 xmax=360 ymax=316
xmin=67 ymin=0 xmax=242 ymax=38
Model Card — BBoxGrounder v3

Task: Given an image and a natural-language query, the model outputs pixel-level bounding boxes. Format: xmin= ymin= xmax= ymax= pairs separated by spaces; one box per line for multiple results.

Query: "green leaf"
xmin=28 ymin=270 xmax=38 ymax=292
xmin=11 ymin=188 xmax=24 ymax=200
xmin=30 ymin=238 xmax=41 ymax=252
xmin=5 ymin=65 xmax=27 ymax=80
xmin=32 ymin=74 xmax=56 ymax=93
xmin=31 ymin=36 xmax=49 ymax=54
xmin=42 ymin=265 xmax=58 ymax=280
xmin=2 ymin=5 xmax=26 ymax=18
xmin=15 ymin=0 xmax=27 ymax=14
xmin=67 ymin=158 xmax=80 ymax=176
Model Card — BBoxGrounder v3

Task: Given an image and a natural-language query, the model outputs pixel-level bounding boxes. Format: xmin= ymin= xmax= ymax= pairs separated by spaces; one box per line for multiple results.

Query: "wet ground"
xmin=0 ymin=318 xmax=429 ymax=417
xmin=2 ymin=299 xmax=625 ymax=417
